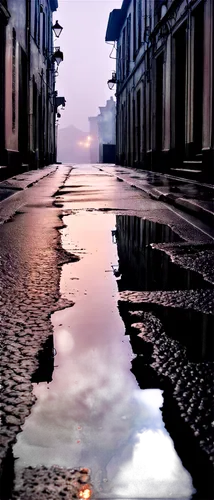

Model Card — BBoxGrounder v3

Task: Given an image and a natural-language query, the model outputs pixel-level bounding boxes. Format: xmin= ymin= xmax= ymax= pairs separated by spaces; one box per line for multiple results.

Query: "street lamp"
xmin=52 ymin=48 xmax=64 ymax=66
xmin=52 ymin=20 xmax=63 ymax=38
xmin=107 ymin=71 xmax=117 ymax=90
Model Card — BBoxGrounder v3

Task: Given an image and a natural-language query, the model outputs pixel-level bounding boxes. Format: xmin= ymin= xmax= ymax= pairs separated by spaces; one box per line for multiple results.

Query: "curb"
xmin=113 ymin=171 xmax=214 ymax=225
xmin=0 ymin=166 xmax=58 ymax=205
xmin=174 ymin=197 xmax=214 ymax=225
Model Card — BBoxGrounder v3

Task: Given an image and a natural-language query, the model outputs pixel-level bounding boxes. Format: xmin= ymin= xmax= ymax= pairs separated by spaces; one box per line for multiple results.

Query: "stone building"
xmin=106 ymin=0 xmax=213 ymax=181
xmin=0 ymin=0 xmax=63 ymax=175
xmin=98 ymin=97 xmax=116 ymax=163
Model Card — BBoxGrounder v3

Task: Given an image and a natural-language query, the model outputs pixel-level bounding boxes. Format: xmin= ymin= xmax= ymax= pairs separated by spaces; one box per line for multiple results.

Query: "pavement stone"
xmin=152 ymin=242 xmax=214 ymax=285
xmin=0 ymin=165 xmax=58 ymax=191
xmin=94 ymin=164 xmax=214 ymax=225
xmin=119 ymin=289 xmax=214 ymax=314
xmin=11 ymin=466 xmax=92 ymax=500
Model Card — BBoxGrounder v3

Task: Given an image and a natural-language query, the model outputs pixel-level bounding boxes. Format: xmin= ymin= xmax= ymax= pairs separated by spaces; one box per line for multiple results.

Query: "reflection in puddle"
xmin=116 ymin=215 xmax=208 ymax=290
xmin=151 ymin=306 xmax=214 ymax=362
xmin=31 ymin=335 xmax=55 ymax=384
xmin=13 ymin=212 xmax=195 ymax=498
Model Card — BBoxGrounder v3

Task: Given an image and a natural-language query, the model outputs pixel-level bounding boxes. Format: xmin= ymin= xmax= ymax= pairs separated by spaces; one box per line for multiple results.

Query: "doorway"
xmin=174 ymin=24 xmax=187 ymax=156
xmin=32 ymin=76 xmax=38 ymax=166
xmin=128 ymin=93 xmax=131 ymax=165
xmin=18 ymin=47 xmax=28 ymax=163
xmin=0 ymin=17 xmax=6 ymax=164
xmin=156 ymin=52 xmax=164 ymax=151
xmin=193 ymin=3 xmax=204 ymax=153
xmin=132 ymin=97 xmax=136 ymax=163
xmin=137 ymin=89 xmax=141 ymax=163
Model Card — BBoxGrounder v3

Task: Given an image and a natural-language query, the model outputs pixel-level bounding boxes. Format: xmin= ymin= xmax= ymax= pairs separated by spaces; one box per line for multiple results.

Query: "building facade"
xmin=98 ymin=97 xmax=116 ymax=163
xmin=0 ymin=0 xmax=63 ymax=175
xmin=88 ymin=116 xmax=99 ymax=163
xmin=106 ymin=0 xmax=214 ymax=181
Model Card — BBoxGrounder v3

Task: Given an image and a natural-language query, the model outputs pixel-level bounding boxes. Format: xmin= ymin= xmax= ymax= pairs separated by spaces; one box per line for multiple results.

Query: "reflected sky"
xmin=13 ymin=212 xmax=195 ymax=499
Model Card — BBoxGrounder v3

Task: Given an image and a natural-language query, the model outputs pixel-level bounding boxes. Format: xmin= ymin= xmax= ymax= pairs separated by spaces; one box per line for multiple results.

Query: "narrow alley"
xmin=0 ymin=164 xmax=213 ymax=500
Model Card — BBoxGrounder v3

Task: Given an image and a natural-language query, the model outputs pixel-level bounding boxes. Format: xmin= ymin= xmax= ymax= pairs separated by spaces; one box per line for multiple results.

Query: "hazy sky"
xmin=53 ymin=0 xmax=121 ymax=132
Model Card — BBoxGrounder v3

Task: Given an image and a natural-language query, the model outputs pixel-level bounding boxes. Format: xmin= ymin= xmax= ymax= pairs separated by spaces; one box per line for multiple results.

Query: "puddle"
xmin=13 ymin=212 xmax=195 ymax=498
xmin=116 ymin=215 xmax=209 ymax=290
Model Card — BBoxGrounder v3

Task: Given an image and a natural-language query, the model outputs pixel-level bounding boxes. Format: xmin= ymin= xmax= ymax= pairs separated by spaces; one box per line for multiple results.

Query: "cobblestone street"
xmin=0 ymin=164 xmax=213 ymax=499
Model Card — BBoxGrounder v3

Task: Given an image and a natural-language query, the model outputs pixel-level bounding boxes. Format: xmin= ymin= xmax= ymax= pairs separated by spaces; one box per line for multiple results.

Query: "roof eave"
xmin=105 ymin=0 xmax=131 ymax=42
xmin=50 ymin=0 xmax=58 ymax=12
xmin=105 ymin=9 xmax=122 ymax=42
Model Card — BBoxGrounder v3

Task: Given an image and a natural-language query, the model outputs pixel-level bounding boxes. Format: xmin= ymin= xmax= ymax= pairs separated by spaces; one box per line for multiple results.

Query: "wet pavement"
xmin=0 ymin=167 xmax=73 ymax=495
xmin=13 ymin=211 xmax=195 ymax=499
xmin=94 ymin=164 xmax=214 ymax=229
xmin=0 ymin=164 xmax=213 ymax=499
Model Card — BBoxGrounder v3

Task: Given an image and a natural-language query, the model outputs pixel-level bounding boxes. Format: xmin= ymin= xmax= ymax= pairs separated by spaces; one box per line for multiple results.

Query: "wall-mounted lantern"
xmin=107 ymin=71 xmax=117 ymax=90
xmin=52 ymin=48 xmax=64 ymax=66
xmin=52 ymin=20 xmax=63 ymax=38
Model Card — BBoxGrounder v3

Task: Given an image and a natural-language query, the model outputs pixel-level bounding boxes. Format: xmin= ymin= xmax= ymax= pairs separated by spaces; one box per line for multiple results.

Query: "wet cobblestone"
xmin=152 ymin=242 xmax=214 ymax=285
xmin=119 ymin=289 xmax=214 ymax=313
xmin=11 ymin=466 xmax=92 ymax=500
xmin=0 ymin=168 xmax=76 ymax=479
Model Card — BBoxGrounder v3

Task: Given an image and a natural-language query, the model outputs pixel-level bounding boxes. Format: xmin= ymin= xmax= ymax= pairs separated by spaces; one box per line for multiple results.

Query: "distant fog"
xmin=53 ymin=0 xmax=121 ymax=132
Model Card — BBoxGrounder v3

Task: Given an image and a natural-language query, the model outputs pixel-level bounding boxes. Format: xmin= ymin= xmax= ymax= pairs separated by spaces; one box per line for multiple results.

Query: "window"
xmin=33 ymin=76 xmax=37 ymax=150
xmin=34 ymin=0 xmax=40 ymax=47
xmin=132 ymin=98 xmax=136 ymax=160
xmin=137 ymin=89 xmax=141 ymax=160
xmin=117 ymin=45 xmax=121 ymax=82
xmin=133 ymin=0 xmax=136 ymax=56
xmin=34 ymin=0 xmax=38 ymax=41
xmin=128 ymin=93 xmax=131 ymax=163
xmin=12 ymin=28 xmax=16 ymax=131
xmin=122 ymin=27 xmax=126 ymax=80
xmin=137 ymin=0 xmax=142 ymax=49
xmin=144 ymin=0 xmax=148 ymax=42
xmin=148 ymin=81 xmax=151 ymax=150
xmin=47 ymin=12 xmax=51 ymax=54
xmin=43 ymin=12 xmax=46 ymax=53
xmin=126 ymin=14 xmax=131 ymax=77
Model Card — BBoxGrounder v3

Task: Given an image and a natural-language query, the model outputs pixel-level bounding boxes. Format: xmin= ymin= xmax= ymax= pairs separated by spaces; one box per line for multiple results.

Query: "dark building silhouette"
xmin=0 ymin=0 xmax=65 ymax=175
